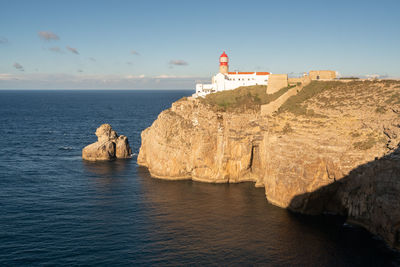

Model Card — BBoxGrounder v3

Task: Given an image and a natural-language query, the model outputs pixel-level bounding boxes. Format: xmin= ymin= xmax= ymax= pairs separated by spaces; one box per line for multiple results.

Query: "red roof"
xmin=228 ymin=72 xmax=253 ymax=75
xmin=220 ymin=51 xmax=228 ymax=58
xmin=228 ymin=72 xmax=270 ymax=75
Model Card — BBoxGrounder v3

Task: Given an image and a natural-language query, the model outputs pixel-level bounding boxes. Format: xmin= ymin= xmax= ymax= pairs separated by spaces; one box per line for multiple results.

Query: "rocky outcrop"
xmin=82 ymin=124 xmax=132 ymax=161
xmin=290 ymin=152 xmax=400 ymax=250
xmin=138 ymin=80 xmax=400 ymax=249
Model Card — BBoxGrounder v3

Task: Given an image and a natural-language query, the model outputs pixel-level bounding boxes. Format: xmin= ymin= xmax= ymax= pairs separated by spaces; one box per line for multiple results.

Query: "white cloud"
xmin=0 ymin=73 xmax=207 ymax=89
xmin=13 ymin=62 xmax=24 ymax=71
xmin=365 ymin=74 xmax=388 ymax=79
xmin=125 ymin=74 xmax=146 ymax=79
xmin=38 ymin=31 xmax=60 ymax=41
xmin=155 ymin=74 xmax=179 ymax=78
xmin=155 ymin=74 xmax=170 ymax=78
xmin=169 ymin=60 xmax=188 ymax=66
xmin=0 ymin=74 xmax=13 ymax=80
xmin=66 ymin=46 xmax=79 ymax=54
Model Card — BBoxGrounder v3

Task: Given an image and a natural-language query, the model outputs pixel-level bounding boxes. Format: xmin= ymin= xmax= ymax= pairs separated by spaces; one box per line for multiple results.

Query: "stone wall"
xmin=261 ymin=85 xmax=301 ymax=115
xmin=288 ymin=77 xmax=302 ymax=85
xmin=288 ymin=75 xmax=311 ymax=86
xmin=309 ymin=70 xmax=336 ymax=80
xmin=267 ymin=74 xmax=288 ymax=94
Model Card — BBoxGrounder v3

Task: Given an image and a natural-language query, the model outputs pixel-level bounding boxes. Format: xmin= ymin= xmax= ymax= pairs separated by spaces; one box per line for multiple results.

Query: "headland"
xmin=138 ymin=79 xmax=400 ymax=250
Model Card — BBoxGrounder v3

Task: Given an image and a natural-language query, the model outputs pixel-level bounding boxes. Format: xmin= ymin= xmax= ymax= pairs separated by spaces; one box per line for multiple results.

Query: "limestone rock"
xmin=82 ymin=140 xmax=115 ymax=161
xmin=138 ymin=80 xmax=400 ymax=250
xmin=82 ymin=124 xmax=132 ymax=161
xmin=115 ymin=135 xmax=131 ymax=158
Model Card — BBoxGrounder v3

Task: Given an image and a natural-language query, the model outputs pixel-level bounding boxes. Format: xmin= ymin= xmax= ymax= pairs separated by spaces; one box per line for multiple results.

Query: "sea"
xmin=0 ymin=90 xmax=399 ymax=266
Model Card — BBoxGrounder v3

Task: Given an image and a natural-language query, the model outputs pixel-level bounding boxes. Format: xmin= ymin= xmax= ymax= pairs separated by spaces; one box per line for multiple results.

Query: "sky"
xmin=0 ymin=0 xmax=399 ymax=89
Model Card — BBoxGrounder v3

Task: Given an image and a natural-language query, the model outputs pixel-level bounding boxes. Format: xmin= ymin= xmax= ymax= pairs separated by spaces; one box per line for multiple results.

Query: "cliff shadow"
xmin=288 ymin=145 xmax=400 ymax=250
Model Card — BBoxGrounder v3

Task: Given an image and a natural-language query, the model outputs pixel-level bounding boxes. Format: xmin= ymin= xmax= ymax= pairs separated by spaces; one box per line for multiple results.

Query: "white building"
xmin=194 ymin=51 xmax=270 ymax=97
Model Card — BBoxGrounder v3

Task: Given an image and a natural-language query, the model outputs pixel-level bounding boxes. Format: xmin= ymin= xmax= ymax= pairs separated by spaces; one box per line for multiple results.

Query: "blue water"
xmin=0 ymin=90 xmax=399 ymax=266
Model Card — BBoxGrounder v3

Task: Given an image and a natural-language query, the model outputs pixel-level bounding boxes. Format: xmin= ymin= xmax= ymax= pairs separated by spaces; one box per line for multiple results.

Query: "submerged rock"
xmin=82 ymin=124 xmax=132 ymax=161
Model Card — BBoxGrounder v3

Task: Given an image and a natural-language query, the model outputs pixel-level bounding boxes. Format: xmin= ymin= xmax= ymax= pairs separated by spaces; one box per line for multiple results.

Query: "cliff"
xmin=138 ymin=80 xmax=400 ymax=249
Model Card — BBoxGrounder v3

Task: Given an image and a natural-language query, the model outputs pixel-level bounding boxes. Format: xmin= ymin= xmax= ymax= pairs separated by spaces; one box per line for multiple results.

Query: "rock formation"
xmin=82 ymin=124 xmax=132 ymax=161
xmin=138 ymin=80 xmax=400 ymax=250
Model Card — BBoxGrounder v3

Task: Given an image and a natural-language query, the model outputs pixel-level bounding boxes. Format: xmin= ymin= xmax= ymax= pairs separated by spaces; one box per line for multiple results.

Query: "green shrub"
xmin=339 ymin=77 xmax=360 ymax=80
xmin=282 ymin=123 xmax=293 ymax=134
xmin=375 ymin=106 xmax=386 ymax=113
xmin=353 ymin=136 xmax=376 ymax=150
xmin=378 ymin=136 xmax=387 ymax=144
xmin=385 ymin=93 xmax=400 ymax=105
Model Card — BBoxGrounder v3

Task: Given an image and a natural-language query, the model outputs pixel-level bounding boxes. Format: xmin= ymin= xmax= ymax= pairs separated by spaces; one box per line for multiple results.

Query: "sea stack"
xmin=82 ymin=124 xmax=132 ymax=161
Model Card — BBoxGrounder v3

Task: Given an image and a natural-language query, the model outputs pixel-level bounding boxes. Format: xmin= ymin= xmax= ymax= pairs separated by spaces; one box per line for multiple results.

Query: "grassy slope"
xmin=200 ymin=84 xmax=295 ymax=112
xmin=277 ymin=81 xmax=340 ymax=116
xmin=198 ymin=80 xmax=400 ymax=115
xmin=278 ymin=80 xmax=400 ymax=117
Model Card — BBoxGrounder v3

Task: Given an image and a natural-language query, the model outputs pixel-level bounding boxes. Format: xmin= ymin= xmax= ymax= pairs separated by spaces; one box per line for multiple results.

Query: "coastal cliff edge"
xmin=138 ymin=81 xmax=400 ymax=250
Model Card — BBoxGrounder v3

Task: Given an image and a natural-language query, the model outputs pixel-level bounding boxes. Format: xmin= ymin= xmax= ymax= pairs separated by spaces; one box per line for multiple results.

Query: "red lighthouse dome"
xmin=219 ymin=51 xmax=229 ymax=66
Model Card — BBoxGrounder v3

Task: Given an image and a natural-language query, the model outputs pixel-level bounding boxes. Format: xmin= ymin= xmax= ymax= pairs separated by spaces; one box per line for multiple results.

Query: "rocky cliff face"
xmin=138 ymin=80 xmax=400 ymax=249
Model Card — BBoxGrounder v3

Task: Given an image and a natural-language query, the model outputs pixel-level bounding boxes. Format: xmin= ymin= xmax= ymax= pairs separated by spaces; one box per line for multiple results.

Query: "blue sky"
xmin=0 ymin=0 xmax=399 ymax=89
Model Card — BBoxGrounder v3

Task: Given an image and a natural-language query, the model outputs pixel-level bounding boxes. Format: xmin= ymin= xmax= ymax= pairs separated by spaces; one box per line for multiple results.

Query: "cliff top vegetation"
xmin=278 ymin=80 xmax=400 ymax=117
xmin=197 ymin=80 xmax=400 ymax=117
xmin=200 ymin=84 xmax=295 ymax=112
xmin=269 ymin=80 xmax=400 ymax=152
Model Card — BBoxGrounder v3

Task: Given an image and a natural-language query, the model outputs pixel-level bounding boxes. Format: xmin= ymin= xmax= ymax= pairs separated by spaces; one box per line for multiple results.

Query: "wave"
xmin=58 ymin=146 xmax=74 ymax=151
xmin=59 ymin=156 xmax=82 ymax=161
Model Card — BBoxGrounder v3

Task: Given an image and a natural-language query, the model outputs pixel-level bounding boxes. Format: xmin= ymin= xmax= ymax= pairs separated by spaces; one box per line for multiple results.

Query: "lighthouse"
xmin=219 ymin=51 xmax=229 ymax=74
xmin=194 ymin=51 xmax=270 ymax=97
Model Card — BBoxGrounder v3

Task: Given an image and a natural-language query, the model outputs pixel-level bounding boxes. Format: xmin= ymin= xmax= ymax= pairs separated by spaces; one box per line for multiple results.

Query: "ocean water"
xmin=0 ymin=90 xmax=399 ymax=266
